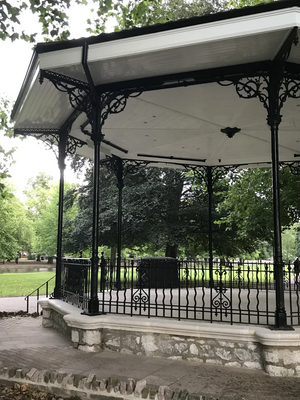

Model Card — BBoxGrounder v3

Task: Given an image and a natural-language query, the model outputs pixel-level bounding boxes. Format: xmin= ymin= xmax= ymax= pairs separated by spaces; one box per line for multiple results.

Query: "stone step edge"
xmin=0 ymin=362 xmax=215 ymax=400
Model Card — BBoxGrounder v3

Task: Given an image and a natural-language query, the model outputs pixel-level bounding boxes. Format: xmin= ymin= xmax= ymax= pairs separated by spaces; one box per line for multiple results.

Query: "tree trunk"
xmin=110 ymin=247 xmax=117 ymax=261
xmin=163 ymin=171 xmax=184 ymax=260
xmin=47 ymin=256 xmax=54 ymax=264
xmin=36 ymin=254 xmax=41 ymax=262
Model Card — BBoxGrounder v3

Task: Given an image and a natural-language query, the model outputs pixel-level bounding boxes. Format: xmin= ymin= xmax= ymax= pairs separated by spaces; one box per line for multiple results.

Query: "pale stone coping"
xmin=254 ymin=328 xmax=300 ymax=346
xmin=39 ymin=299 xmax=300 ymax=347
xmin=38 ymin=299 xmax=82 ymax=317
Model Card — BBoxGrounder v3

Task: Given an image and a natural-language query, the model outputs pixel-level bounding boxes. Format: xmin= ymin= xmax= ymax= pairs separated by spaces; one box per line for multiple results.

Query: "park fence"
xmin=60 ymin=257 xmax=300 ymax=326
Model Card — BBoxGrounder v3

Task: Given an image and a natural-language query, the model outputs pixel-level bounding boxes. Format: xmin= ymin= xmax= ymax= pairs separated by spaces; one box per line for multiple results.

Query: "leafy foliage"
xmin=0 ymin=96 xmax=15 ymax=196
xmin=228 ymin=0 xmax=274 ymax=8
xmin=23 ymin=173 xmax=77 ymax=256
xmin=33 ymin=182 xmax=77 ymax=256
xmin=219 ymin=167 xmax=300 ymax=251
xmin=0 ymin=0 xmax=81 ymax=42
xmin=0 ymin=184 xmax=35 ymax=260
xmin=282 ymin=226 xmax=297 ymax=263
xmin=24 ymin=172 xmax=54 ymax=218
xmin=0 ymin=144 xmax=15 ymax=197
xmin=0 ymin=96 xmax=13 ymax=137
xmin=88 ymin=0 xmax=223 ymax=34
xmin=65 ymin=164 xmax=264 ymax=258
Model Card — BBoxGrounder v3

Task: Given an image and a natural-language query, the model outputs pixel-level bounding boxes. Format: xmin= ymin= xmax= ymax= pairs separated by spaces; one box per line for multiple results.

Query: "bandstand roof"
xmin=11 ymin=0 xmax=300 ymax=168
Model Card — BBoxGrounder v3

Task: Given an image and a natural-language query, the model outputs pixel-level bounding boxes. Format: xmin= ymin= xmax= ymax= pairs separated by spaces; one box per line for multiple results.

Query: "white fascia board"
xmin=39 ymin=46 xmax=81 ymax=71
xmin=12 ymin=53 xmax=40 ymax=121
xmin=39 ymin=7 xmax=300 ymax=72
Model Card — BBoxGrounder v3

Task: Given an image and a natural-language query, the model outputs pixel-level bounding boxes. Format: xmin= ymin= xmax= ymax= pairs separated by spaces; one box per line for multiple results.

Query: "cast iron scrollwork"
xmin=104 ymin=155 xmax=149 ymax=185
xmin=132 ymin=288 xmax=150 ymax=312
xmin=66 ymin=136 xmax=86 ymax=155
xmin=281 ymin=161 xmax=300 ymax=176
xmin=16 ymin=130 xmax=86 ymax=160
xmin=123 ymin=159 xmax=149 ymax=176
xmin=33 ymin=132 xmax=60 ymax=158
xmin=40 ymin=69 xmax=142 ymax=129
xmin=279 ymin=74 xmax=300 ymax=108
xmin=15 ymin=128 xmax=60 ymax=136
xmin=219 ymin=72 xmax=300 ymax=116
xmin=211 ymin=264 xmax=231 ymax=317
xmin=187 ymin=165 xmax=240 ymax=191
xmin=219 ymin=75 xmax=269 ymax=111
xmin=132 ymin=263 xmax=150 ymax=312
xmin=100 ymin=91 xmax=142 ymax=128
xmin=40 ymin=70 xmax=91 ymax=115
xmin=211 ymin=165 xmax=239 ymax=185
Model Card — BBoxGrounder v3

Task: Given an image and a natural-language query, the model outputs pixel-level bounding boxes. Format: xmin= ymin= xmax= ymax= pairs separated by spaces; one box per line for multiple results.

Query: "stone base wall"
xmin=71 ymin=327 xmax=102 ymax=352
xmin=38 ymin=299 xmax=300 ymax=377
xmin=262 ymin=347 xmax=300 ymax=376
xmin=102 ymin=330 xmax=262 ymax=369
xmin=41 ymin=302 xmax=71 ymax=339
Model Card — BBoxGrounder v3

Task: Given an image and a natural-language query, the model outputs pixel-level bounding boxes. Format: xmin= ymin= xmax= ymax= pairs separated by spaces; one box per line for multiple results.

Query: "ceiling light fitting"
xmin=221 ymin=127 xmax=241 ymax=138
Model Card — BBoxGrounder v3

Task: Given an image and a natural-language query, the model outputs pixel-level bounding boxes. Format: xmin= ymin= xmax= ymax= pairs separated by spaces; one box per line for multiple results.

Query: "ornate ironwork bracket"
xmin=185 ymin=165 xmax=240 ymax=191
xmin=219 ymin=75 xmax=270 ymax=111
xmin=101 ymin=155 xmax=149 ymax=189
xmin=40 ymin=70 xmax=142 ymax=132
xmin=15 ymin=129 xmax=86 ymax=161
xmin=280 ymin=160 xmax=300 ymax=176
xmin=219 ymin=72 xmax=300 ymax=118
xmin=217 ymin=28 xmax=299 ymax=117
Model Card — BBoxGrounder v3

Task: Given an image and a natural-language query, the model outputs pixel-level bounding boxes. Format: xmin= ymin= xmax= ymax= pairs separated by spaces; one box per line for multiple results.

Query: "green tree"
xmin=0 ymin=0 xmax=81 ymax=42
xmin=88 ymin=0 xmax=222 ymax=34
xmin=24 ymin=172 xmax=54 ymax=219
xmin=228 ymin=0 xmax=274 ymax=8
xmin=0 ymin=143 xmax=15 ymax=197
xmin=66 ymin=163 xmax=259 ymax=258
xmin=219 ymin=167 xmax=300 ymax=253
xmin=27 ymin=180 xmax=78 ymax=261
xmin=23 ymin=173 xmax=78 ymax=261
xmin=0 ymin=96 xmax=13 ymax=137
xmin=0 ymin=96 xmax=15 ymax=196
xmin=282 ymin=227 xmax=297 ymax=263
xmin=0 ymin=184 xmax=35 ymax=261
xmin=295 ymin=225 xmax=300 ymax=258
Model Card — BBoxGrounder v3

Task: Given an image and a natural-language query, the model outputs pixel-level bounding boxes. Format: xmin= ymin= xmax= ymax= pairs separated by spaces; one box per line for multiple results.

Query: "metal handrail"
xmin=24 ymin=275 xmax=55 ymax=314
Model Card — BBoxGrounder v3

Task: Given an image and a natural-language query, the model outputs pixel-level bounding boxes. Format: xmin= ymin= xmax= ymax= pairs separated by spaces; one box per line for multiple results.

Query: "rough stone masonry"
xmin=40 ymin=299 xmax=300 ymax=377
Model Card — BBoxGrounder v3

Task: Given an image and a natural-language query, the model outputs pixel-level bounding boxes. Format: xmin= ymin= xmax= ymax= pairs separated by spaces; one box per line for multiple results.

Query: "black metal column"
xmin=88 ymin=105 xmax=102 ymax=314
xmin=53 ymin=130 xmax=68 ymax=299
xmin=268 ymin=67 xmax=288 ymax=329
xmin=116 ymin=157 xmax=124 ymax=290
xmin=207 ymin=166 xmax=214 ymax=288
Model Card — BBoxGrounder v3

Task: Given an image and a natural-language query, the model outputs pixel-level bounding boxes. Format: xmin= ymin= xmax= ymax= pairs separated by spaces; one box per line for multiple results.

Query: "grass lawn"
xmin=0 ymin=272 xmax=55 ymax=297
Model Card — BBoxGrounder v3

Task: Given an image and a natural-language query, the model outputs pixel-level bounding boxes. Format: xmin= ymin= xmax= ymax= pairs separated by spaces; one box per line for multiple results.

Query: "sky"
xmin=0 ymin=4 xmax=100 ymax=201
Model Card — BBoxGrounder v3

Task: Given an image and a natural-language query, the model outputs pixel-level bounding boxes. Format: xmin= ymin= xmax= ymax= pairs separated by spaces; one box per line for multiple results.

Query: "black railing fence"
xmin=60 ymin=257 xmax=300 ymax=326
xmin=25 ymin=275 xmax=55 ymax=314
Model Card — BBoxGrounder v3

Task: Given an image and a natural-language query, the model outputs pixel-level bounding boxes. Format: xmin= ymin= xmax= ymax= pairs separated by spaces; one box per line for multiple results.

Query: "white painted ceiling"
xmin=12 ymin=1 xmax=300 ymax=168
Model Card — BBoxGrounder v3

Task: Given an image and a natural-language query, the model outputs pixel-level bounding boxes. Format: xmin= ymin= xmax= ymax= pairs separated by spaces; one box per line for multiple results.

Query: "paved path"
xmin=1 ymin=298 xmax=300 ymax=399
xmin=0 ymin=295 xmax=47 ymax=314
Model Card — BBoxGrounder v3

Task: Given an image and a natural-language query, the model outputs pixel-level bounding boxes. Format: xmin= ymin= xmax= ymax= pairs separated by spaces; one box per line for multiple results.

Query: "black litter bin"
xmin=137 ymin=257 xmax=180 ymax=289
xmin=64 ymin=259 xmax=89 ymax=296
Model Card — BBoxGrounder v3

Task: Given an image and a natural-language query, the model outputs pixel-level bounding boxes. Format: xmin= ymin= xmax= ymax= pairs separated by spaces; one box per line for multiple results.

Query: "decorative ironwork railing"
xmin=60 ymin=257 xmax=300 ymax=326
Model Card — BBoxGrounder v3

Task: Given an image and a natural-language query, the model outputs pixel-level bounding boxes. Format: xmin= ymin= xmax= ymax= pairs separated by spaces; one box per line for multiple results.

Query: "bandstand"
xmin=11 ymin=0 xmax=300 ymax=375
